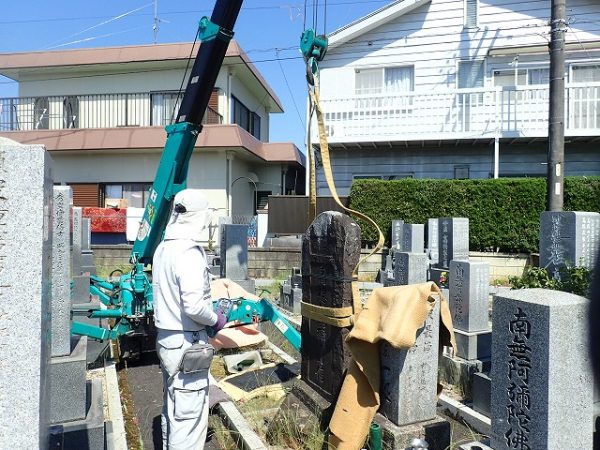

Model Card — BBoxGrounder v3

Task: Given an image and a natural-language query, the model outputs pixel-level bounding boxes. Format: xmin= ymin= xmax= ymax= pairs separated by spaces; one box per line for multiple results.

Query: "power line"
xmin=276 ymin=49 xmax=306 ymax=132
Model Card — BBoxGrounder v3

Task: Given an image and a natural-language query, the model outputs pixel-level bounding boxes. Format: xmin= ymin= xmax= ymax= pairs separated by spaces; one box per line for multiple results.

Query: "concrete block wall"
xmin=91 ymin=245 xmax=531 ymax=282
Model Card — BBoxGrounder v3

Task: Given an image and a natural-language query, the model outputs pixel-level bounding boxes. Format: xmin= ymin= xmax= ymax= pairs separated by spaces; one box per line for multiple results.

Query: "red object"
xmin=82 ymin=207 xmax=127 ymax=233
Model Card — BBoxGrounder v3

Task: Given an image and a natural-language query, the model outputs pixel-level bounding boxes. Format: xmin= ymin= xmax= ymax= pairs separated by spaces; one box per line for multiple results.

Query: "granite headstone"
xmin=380 ymin=296 xmax=441 ymax=425
xmin=0 ymin=141 xmax=53 ymax=449
xmin=427 ymin=218 xmax=439 ymax=264
xmin=438 ymin=218 xmax=469 ymax=269
xmin=539 ymin=211 xmax=600 ymax=280
xmin=391 ymin=219 xmax=404 ymax=251
xmin=393 ymin=252 xmax=428 ymax=286
xmin=402 ymin=224 xmax=425 ymax=253
xmin=220 ymin=224 xmax=249 ymax=281
xmin=448 ymin=261 xmax=489 ymax=333
xmin=491 ymin=289 xmax=592 ymax=450
xmin=301 ymin=211 xmax=360 ymax=403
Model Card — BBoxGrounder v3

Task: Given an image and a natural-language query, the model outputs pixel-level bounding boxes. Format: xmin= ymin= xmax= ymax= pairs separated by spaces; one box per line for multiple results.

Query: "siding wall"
xmin=316 ymin=141 xmax=600 ymax=195
xmin=320 ymin=0 xmax=600 ymax=97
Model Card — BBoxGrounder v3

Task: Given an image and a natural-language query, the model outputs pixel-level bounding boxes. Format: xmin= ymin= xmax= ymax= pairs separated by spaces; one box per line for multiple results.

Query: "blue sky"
xmin=0 ymin=0 xmax=389 ymax=152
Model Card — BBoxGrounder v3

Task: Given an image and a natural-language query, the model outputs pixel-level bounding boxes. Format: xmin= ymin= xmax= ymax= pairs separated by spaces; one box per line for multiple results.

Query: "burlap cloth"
xmin=328 ymin=281 xmax=456 ymax=449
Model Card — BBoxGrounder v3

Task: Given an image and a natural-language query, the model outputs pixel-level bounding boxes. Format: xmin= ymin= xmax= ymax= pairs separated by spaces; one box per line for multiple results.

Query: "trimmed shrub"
xmin=348 ymin=177 xmax=600 ymax=253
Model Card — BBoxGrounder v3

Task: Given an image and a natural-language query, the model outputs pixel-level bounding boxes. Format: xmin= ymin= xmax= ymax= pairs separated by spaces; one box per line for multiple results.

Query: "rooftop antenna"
xmin=153 ymin=0 xmax=159 ymax=43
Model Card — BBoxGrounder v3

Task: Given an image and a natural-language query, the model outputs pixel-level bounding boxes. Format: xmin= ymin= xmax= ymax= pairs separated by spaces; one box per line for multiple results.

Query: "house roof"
xmin=0 ymin=40 xmax=283 ymax=113
xmin=327 ymin=0 xmax=431 ymax=49
xmin=0 ymin=125 xmax=305 ymax=166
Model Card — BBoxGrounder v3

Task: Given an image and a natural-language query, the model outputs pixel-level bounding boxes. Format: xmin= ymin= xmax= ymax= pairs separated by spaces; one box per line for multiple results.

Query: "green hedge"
xmin=348 ymin=177 xmax=600 ymax=253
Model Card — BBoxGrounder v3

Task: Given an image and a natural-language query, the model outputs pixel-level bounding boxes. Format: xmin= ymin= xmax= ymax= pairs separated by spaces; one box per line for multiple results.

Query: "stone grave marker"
xmin=427 ymin=218 xmax=439 ymax=264
xmin=51 ymin=186 xmax=73 ymax=357
xmin=402 ymin=224 xmax=424 ymax=253
xmin=393 ymin=252 xmax=428 ymax=286
xmin=491 ymin=289 xmax=592 ymax=450
xmin=380 ymin=296 xmax=441 ymax=425
xmin=0 ymin=141 xmax=53 ymax=449
xmin=539 ymin=211 xmax=600 ymax=279
xmin=220 ymin=224 xmax=249 ymax=281
xmin=438 ymin=218 xmax=469 ymax=269
xmin=301 ymin=211 xmax=360 ymax=403
xmin=391 ymin=219 xmax=404 ymax=251
xmin=449 ymin=261 xmax=491 ymax=361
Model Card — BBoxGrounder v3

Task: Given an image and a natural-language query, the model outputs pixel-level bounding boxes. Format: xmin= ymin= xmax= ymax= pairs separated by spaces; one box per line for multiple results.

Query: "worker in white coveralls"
xmin=152 ymin=189 xmax=227 ymax=450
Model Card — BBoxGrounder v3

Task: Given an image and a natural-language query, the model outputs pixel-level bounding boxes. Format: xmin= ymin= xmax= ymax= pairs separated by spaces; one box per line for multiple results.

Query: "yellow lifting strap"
xmin=303 ymin=82 xmax=385 ymax=327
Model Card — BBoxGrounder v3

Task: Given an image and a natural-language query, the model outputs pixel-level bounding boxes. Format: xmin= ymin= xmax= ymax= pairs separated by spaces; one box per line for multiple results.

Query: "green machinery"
xmin=71 ymin=0 xmax=304 ymax=355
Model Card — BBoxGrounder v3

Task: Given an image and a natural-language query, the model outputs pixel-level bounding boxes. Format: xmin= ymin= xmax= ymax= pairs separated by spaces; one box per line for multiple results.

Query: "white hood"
xmin=164 ymin=189 xmax=212 ymax=242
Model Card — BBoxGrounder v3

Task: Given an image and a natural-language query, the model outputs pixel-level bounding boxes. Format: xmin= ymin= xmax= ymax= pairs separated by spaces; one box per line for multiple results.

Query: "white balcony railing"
xmin=0 ymin=91 xmax=222 ymax=132
xmin=314 ymin=83 xmax=600 ymax=143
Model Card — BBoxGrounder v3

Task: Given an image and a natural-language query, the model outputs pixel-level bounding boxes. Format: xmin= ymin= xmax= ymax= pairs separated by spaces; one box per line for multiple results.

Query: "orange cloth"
xmin=328 ymin=282 xmax=456 ymax=450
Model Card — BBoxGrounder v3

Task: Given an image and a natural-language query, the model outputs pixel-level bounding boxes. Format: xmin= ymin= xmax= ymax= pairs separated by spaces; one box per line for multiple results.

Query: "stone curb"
xmin=438 ymin=393 xmax=491 ymax=437
xmin=216 ymin=401 xmax=269 ymax=450
xmin=103 ymin=361 xmax=128 ymax=450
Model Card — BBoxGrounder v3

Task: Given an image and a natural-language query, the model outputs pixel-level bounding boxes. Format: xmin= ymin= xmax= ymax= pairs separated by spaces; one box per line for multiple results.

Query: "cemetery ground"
xmin=109 ymin=274 xmax=489 ymax=450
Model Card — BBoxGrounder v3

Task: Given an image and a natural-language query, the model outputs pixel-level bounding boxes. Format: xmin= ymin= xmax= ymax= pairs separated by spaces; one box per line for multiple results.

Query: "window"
xmin=570 ymin=65 xmax=600 ymax=129
xmin=232 ymin=96 xmax=261 ymax=139
xmin=33 ymin=97 xmax=49 ymax=129
xmin=151 ymin=92 xmax=181 ymax=126
xmin=355 ymin=67 xmax=414 ymax=95
xmin=255 ymin=190 xmax=271 ymax=212
xmin=572 ymin=65 xmax=600 ymax=83
xmin=353 ymin=175 xmax=383 ymax=180
xmin=493 ymin=68 xmax=549 ymax=86
xmin=464 ymin=0 xmax=478 ymax=28
xmin=63 ymin=96 xmax=79 ymax=129
xmin=104 ymin=183 xmax=152 ymax=208
xmin=458 ymin=59 xmax=484 ymax=89
xmin=454 ymin=165 xmax=470 ymax=179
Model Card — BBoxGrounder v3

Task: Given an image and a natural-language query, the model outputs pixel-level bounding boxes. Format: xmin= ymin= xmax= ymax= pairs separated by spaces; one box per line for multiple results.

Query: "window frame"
xmin=464 ymin=0 xmax=479 ymax=29
xmin=354 ymin=66 xmax=415 ymax=96
xmin=231 ymin=95 xmax=261 ymax=139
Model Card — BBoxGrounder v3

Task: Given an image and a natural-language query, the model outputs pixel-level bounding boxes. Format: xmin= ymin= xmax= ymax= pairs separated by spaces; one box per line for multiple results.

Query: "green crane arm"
xmin=131 ymin=0 xmax=243 ymax=266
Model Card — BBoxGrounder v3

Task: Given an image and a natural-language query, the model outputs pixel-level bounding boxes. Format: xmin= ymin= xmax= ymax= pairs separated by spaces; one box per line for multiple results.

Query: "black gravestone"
xmin=301 ymin=211 xmax=360 ymax=403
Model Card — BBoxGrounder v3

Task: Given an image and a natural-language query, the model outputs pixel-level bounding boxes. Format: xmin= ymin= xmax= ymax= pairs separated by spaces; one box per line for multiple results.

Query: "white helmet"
xmin=164 ymin=189 xmax=212 ymax=242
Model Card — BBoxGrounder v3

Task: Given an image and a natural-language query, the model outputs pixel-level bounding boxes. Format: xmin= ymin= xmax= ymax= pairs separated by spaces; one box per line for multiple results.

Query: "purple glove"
xmin=210 ymin=310 xmax=227 ymax=334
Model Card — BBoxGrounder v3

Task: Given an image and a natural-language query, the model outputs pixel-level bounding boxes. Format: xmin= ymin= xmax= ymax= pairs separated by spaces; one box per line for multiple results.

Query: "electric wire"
xmin=171 ymin=27 xmax=200 ymax=124
xmin=44 ymin=3 xmax=153 ymax=50
xmin=276 ymin=49 xmax=306 ymax=132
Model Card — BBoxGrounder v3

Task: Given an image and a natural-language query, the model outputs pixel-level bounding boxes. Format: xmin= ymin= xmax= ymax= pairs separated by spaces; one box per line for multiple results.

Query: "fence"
xmin=267 ymin=195 xmax=349 ymax=234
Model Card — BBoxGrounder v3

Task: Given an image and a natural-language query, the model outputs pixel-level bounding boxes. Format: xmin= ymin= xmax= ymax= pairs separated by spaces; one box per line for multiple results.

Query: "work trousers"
xmin=157 ymin=329 xmax=210 ymax=450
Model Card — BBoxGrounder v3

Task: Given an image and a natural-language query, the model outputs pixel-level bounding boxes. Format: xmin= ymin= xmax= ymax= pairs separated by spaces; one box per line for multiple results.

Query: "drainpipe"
xmin=494 ymin=136 xmax=500 ymax=179
xmin=282 ymin=165 xmax=287 ymax=195
xmin=227 ymin=70 xmax=234 ymax=123
xmin=226 ymin=151 xmax=234 ymax=215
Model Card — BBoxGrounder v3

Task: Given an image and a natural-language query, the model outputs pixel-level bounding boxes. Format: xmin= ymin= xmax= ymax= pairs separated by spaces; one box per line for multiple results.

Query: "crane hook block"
xmin=198 ymin=16 xmax=233 ymax=43
xmin=300 ymin=29 xmax=328 ymax=62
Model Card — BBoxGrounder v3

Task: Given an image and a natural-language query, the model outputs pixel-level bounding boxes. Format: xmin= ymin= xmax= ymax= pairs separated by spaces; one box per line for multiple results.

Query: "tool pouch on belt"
xmin=178 ymin=343 xmax=214 ymax=375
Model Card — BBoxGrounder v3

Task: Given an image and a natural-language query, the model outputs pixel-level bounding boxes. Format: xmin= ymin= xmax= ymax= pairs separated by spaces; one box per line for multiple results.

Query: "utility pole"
xmin=547 ymin=0 xmax=567 ymax=211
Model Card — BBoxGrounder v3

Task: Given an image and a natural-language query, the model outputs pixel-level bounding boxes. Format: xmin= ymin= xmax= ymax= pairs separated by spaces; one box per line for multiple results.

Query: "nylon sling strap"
xmin=302 ymin=82 xmax=385 ymax=328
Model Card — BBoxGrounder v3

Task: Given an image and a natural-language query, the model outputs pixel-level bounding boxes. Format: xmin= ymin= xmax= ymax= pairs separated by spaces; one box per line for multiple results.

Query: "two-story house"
xmin=0 ymin=41 xmax=305 ymax=218
xmin=312 ymin=0 xmax=600 ymax=195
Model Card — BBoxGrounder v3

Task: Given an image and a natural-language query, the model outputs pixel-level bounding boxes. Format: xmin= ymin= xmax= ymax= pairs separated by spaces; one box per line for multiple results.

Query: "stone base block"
xmin=439 ymin=354 xmax=487 ymax=400
xmin=290 ymin=380 xmax=334 ymax=425
xmin=290 ymin=287 xmax=302 ymax=315
xmin=472 ymin=372 xmax=491 ymax=417
xmin=48 ymin=378 xmax=106 ymax=450
xmin=453 ymin=328 xmax=492 ymax=360
xmin=81 ymin=250 xmax=95 ymax=267
xmin=71 ymin=274 xmax=90 ymax=303
xmin=373 ymin=413 xmax=451 ymax=450
xmin=49 ymin=336 xmax=88 ymax=424
xmin=81 ymin=265 xmax=97 ymax=276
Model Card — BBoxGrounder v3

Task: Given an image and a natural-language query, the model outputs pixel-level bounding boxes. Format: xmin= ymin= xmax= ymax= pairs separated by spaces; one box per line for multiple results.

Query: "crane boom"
xmin=132 ymin=0 xmax=243 ymax=265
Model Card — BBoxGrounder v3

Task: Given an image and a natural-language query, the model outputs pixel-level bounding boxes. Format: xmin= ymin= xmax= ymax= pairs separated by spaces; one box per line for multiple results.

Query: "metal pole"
xmin=547 ymin=0 xmax=566 ymax=211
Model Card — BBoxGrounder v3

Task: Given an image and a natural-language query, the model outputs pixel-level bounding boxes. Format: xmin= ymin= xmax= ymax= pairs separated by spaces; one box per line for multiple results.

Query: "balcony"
xmin=314 ymin=83 xmax=600 ymax=144
xmin=0 ymin=91 xmax=222 ymax=131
